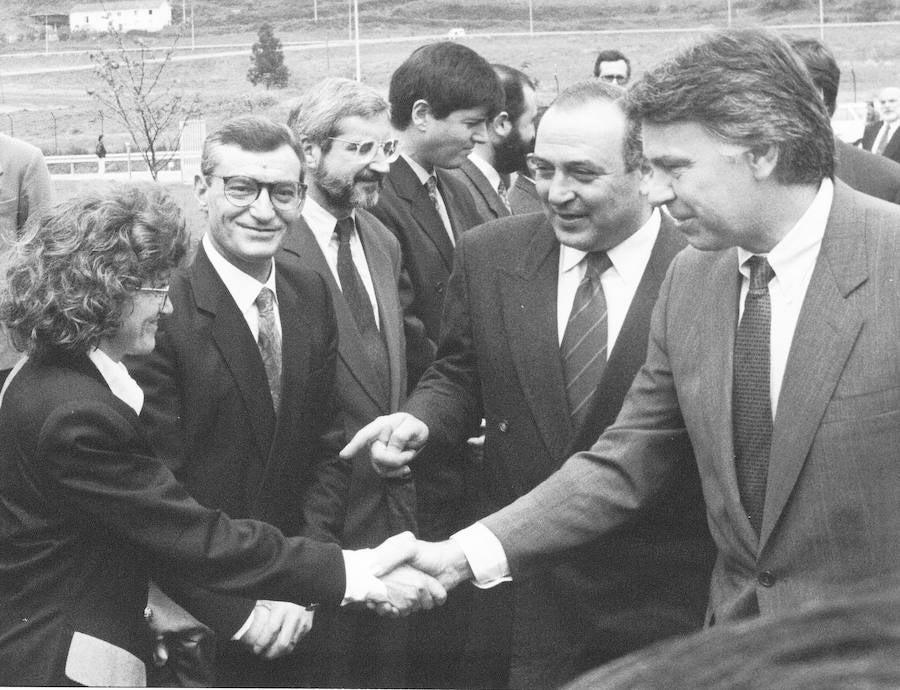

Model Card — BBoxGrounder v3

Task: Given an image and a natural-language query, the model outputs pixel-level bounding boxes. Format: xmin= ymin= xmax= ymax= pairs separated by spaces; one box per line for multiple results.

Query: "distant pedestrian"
xmin=96 ymin=134 xmax=107 ymax=174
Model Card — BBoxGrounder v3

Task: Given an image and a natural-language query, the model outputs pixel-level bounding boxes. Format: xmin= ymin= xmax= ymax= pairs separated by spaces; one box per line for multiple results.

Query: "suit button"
xmin=497 ymin=420 xmax=509 ymax=432
xmin=757 ymin=570 xmax=775 ymax=588
xmin=435 ymin=281 xmax=445 ymax=294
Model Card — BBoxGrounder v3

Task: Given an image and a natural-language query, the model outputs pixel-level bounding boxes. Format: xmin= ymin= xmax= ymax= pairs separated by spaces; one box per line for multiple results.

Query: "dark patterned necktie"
xmin=335 ymin=216 xmax=390 ymax=403
xmin=733 ymin=255 xmax=775 ymax=534
xmin=561 ymin=251 xmax=613 ymax=429
xmin=425 ymin=175 xmax=440 ymax=213
xmin=497 ymin=177 xmax=511 ymax=212
xmin=255 ymin=286 xmax=282 ymax=414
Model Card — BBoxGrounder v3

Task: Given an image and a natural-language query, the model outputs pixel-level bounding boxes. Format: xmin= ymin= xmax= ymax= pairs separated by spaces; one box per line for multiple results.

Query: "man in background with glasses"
xmin=282 ymin=77 xmax=426 ymax=688
xmin=593 ymin=48 xmax=631 ymax=85
xmin=344 ymin=80 xmax=714 ymax=688
xmin=129 ymin=115 xmax=353 ymax=687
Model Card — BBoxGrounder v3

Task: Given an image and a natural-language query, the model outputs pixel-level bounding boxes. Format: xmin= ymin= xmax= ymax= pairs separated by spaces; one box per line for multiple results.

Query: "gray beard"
xmin=315 ymin=169 xmax=382 ymax=210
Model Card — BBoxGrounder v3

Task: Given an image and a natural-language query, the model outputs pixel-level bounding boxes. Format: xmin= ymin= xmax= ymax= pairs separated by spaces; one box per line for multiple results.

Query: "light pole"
xmin=818 ymin=0 xmax=825 ymax=40
xmin=529 ymin=0 xmax=534 ymax=36
xmin=727 ymin=0 xmax=732 ymax=27
xmin=314 ymin=0 xmax=318 ymax=23
xmin=353 ymin=0 xmax=361 ymax=82
xmin=190 ymin=0 xmax=195 ymax=51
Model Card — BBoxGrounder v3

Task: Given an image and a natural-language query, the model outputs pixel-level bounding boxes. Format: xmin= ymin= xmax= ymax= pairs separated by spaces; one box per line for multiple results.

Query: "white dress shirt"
xmin=454 ymin=180 xmax=833 ymax=586
xmin=302 ymin=196 xmax=381 ymax=328
xmin=403 ymin=153 xmax=455 ymax=245
xmin=871 ymin=120 xmax=898 ymax=154
xmin=202 ymin=234 xmax=282 ymax=345
xmin=557 ymin=209 xmax=661 ymax=351
xmin=467 ymin=151 xmax=502 ymax=194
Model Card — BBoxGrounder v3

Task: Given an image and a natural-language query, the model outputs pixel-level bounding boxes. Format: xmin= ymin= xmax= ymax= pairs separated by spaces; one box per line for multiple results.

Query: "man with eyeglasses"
xmin=593 ymin=48 xmax=631 ymax=85
xmin=280 ymin=77 xmax=427 ymax=688
xmin=446 ymin=64 xmax=539 ymax=224
xmin=343 ymin=80 xmax=714 ymax=688
xmin=128 ymin=115 xmax=368 ymax=687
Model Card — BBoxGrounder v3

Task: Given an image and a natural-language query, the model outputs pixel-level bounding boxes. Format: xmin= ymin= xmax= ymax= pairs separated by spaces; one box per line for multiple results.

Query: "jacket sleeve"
xmin=37 ymin=398 xmax=346 ymax=608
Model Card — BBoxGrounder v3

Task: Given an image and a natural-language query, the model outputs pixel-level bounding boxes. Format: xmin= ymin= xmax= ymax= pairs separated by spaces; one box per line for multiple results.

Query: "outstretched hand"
xmin=340 ymin=413 xmax=429 ymax=478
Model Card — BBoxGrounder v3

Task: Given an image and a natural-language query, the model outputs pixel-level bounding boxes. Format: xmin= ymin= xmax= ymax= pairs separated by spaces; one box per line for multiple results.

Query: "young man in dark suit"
xmin=447 ymin=65 xmax=539 ymax=224
xmin=346 ymin=80 xmax=715 ymax=688
xmin=368 ymin=40 xmax=502 ymax=688
xmin=281 ymin=77 xmax=423 ymax=687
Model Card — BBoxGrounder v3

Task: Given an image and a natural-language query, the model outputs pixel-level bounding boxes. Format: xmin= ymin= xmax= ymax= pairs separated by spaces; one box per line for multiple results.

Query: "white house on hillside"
xmin=70 ymin=0 xmax=172 ymax=34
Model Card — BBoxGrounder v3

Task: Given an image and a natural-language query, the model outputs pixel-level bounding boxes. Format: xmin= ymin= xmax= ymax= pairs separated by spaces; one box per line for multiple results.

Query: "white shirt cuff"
xmin=450 ymin=522 xmax=512 ymax=588
xmin=231 ymin=610 xmax=254 ymax=640
xmin=341 ymin=548 xmax=388 ymax=606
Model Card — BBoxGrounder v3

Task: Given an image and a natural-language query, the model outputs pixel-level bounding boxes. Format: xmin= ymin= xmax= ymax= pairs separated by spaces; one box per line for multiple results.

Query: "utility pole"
xmin=353 ymin=0 xmax=360 ymax=81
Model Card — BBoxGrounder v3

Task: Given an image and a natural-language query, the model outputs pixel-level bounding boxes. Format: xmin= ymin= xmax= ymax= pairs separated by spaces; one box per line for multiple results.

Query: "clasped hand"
xmin=360 ymin=533 xmax=474 ymax=618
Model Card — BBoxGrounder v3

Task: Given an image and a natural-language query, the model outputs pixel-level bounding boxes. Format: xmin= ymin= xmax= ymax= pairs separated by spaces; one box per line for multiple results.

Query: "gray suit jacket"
xmin=0 ymin=134 xmax=54 ymax=368
xmin=279 ymin=210 xmax=417 ymax=548
xmin=484 ymin=181 xmax=900 ymax=625
xmin=446 ymin=157 xmax=510 ymax=224
xmin=834 ymin=137 xmax=900 ymax=204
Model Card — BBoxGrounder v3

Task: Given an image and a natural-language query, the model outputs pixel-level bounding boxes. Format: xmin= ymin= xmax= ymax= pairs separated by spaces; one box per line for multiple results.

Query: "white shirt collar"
xmin=559 ymin=208 xmax=662 ymax=290
xmin=88 ymin=348 xmax=144 ymax=415
xmin=302 ymin=195 xmax=355 ymax=244
xmin=737 ymin=178 xmax=833 ymax=302
xmin=402 ymin=153 xmax=434 ymax=184
xmin=467 ymin=152 xmax=502 ymax=191
xmin=202 ymin=234 xmax=278 ymax=312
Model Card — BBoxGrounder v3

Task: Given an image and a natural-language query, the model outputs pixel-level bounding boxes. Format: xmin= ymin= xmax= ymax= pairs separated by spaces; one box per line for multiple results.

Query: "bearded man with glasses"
xmin=281 ymin=77 xmax=430 ymax=687
xmin=128 ymin=115 xmax=442 ymax=687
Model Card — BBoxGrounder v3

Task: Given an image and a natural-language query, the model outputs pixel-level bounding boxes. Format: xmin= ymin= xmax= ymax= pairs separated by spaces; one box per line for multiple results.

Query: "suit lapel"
xmin=760 ymin=183 xmax=867 ymax=547
xmin=190 ymin=246 xmax=274 ymax=460
xmin=390 ymin=157 xmax=455 ymax=270
xmin=462 ymin=158 xmax=508 ymax=219
xmin=501 ymin=221 xmax=573 ymax=462
xmin=282 ymin=217 xmax=389 ymax=412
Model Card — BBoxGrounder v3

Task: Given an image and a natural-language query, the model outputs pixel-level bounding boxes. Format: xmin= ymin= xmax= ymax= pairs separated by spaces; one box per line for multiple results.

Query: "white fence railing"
xmin=45 ymin=150 xmax=201 ymax=183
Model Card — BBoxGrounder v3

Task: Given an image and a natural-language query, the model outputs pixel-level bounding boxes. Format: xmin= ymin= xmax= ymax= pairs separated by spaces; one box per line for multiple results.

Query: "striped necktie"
xmin=561 ymin=251 xmax=612 ymax=428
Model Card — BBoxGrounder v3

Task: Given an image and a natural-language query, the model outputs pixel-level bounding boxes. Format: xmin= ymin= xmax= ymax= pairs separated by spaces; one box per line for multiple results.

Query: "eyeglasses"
xmin=209 ymin=175 xmax=307 ymax=211
xmin=136 ymin=285 xmax=170 ymax=308
xmin=599 ymin=74 xmax=628 ymax=85
xmin=328 ymin=137 xmax=400 ymax=162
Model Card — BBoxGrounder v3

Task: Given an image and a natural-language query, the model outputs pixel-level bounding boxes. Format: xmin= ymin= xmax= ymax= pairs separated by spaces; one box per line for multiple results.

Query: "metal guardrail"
xmin=45 ymin=150 xmax=201 ymax=182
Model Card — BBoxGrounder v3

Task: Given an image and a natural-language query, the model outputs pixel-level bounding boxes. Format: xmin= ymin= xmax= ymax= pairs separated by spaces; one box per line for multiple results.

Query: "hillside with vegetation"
xmin=3 ymin=0 xmax=898 ymax=41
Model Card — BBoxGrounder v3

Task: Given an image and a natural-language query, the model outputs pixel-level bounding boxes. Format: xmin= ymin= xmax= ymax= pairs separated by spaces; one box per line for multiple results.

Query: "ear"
xmin=301 ymin=136 xmax=320 ymax=171
xmin=411 ymin=99 xmax=431 ymax=131
xmin=491 ymin=111 xmax=512 ymax=138
xmin=745 ymin=143 xmax=779 ymax=181
xmin=194 ymin=174 xmax=210 ymax=212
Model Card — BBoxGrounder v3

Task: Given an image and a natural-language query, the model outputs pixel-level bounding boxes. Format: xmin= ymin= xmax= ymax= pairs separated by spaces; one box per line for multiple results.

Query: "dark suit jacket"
xmin=507 ymin=173 xmax=543 ymax=215
xmin=861 ymin=120 xmax=900 ymax=164
xmin=130 ymin=245 xmax=349 ymax=686
xmin=485 ymin=181 xmax=900 ymax=627
xmin=280 ymin=210 xmax=417 ymax=549
xmin=371 ymin=155 xmax=482 ymax=383
xmin=280 ymin=209 xmax=419 ymax=688
xmin=405 ymin=212 xmax=715 ymax=686
xmin=0 ymin=352 xmax=344 ymax=687
xmin=446 ymin=157 xmax=511 ymax=224
xmin=834 ymin=136 xmax=900 ymax=204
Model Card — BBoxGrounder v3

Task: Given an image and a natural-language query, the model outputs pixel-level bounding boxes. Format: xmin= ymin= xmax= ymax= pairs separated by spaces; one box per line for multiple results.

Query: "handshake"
xmin=353 ymin=532 xmax=473 ymax=618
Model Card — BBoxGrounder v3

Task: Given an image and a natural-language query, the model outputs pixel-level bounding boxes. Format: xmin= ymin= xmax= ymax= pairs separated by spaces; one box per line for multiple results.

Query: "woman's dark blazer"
xmin=0 ymin=351 xmax=344 ymax=686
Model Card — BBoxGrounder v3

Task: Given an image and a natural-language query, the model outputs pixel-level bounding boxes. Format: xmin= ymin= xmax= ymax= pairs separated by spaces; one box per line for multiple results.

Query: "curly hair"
xmin=0 ymin=184 xmax=189 ymax=359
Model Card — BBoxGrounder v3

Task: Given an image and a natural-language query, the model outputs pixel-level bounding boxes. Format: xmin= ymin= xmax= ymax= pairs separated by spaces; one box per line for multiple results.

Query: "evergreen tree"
xmin=247 ymin=24 xmax=290 ymax=89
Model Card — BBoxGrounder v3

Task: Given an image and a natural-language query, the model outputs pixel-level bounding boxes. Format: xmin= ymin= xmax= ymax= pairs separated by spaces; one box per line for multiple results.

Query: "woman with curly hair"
xmin=0 ymin=185 xmax=425 ymax=686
